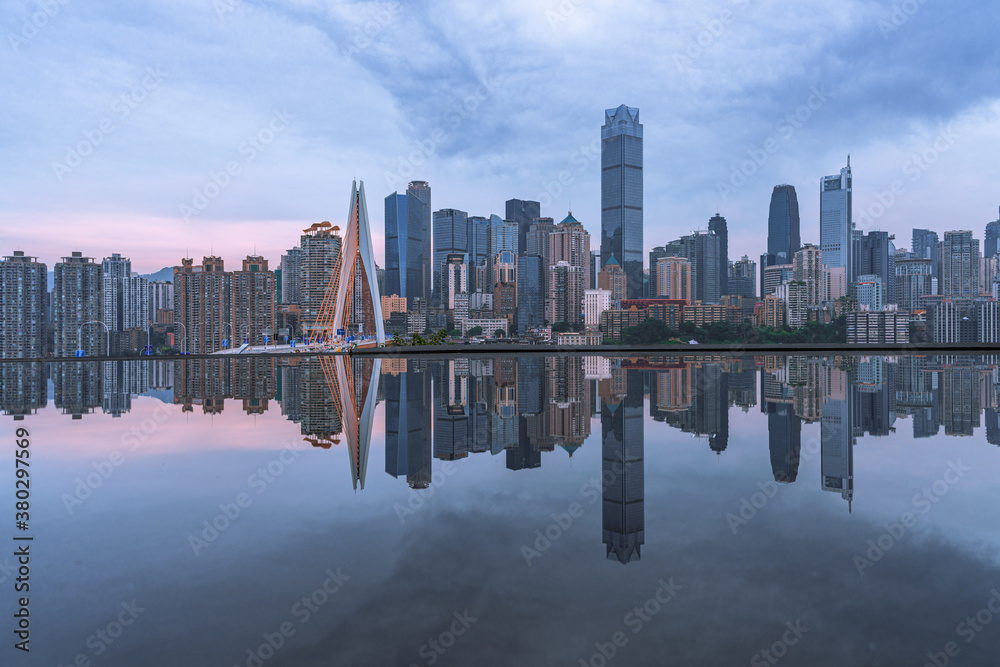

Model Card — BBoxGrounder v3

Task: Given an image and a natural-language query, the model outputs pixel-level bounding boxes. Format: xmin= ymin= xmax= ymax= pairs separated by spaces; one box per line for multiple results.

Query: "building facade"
xmin=0 ymin=251 xmax=47 ymax=358
xmin=600 ymin=104 xmax=643 ymax=299
xmin=820 ymin=158 xmax=853 ymax=283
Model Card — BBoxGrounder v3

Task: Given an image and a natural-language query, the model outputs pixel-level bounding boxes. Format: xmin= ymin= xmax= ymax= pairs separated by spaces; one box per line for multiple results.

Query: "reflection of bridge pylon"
xmin=319 ymin=355 xmax=381 ymax=490
xmin=312 ymin=180 xmax=384 ymax=346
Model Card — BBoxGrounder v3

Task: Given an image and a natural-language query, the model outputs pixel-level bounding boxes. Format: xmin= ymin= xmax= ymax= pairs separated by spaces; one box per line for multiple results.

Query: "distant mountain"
xmin=140 ymin=267 xmax=173 ymax=283
xmin=46 ymin=267 xmax=172 ymax=291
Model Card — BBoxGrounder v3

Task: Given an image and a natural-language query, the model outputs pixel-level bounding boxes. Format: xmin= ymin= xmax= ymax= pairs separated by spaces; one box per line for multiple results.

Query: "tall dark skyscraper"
xmin=384 ymin=189 xmax=428 ymax=304
xmin=408 ymin=181 xmax=433 ymax=305
xmin=767 ymin=402 xmax=801 ymax=483
xmin=601 ymin=369 xmax=644 ymax=564
xmin=766 ymin=184 xmax=801 ymax=266
xmin=708 ymin=214 xmax=729 ymax=296
xmin=505 ymin=198 xmax=540 ymax=257
xmin=600 ymin=105 xmax=643 ymax=299
xmin=855 ymin=231 xmax=896 ymax=304
xmin=985 ymin=211 xmax=1000 ymax=259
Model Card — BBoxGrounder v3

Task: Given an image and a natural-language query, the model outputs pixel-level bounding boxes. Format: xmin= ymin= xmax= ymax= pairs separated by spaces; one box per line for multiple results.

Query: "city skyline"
xmin=3 ymin=2 xmax=999 ymax=273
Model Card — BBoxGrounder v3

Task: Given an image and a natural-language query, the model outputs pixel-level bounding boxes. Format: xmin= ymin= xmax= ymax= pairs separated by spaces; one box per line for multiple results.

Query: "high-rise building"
xmin=708 ymin=214 xmax=729 ymax=296
xmin=466 ymin=216 xmax=490 ymax=293
xmin=821 ymin=372 xmax=854 ymax=509
xmin=385 ymin=190 xmax=428 ymax=304
xmin=173 ymin=256 xmax=232 ymax=354
xmin=279 ymin=247 xmax=302 ymax=305
xmin=895 ymin=257 xmax=934 ymax=314
xmin=516 ymin=255 xmax=544 ymax=332
xmin=598 ymin=259 xmax=626 ymax=302
xmin=433 ymin=208 xmax=468 ymax=303
xmin=54 ymin=252 xmax=103 ymax=356
xmin=299 ymin=223 xmax=342 ymax=339
xmin=231 ymin=255 xmax=276 ymax=346
xmin=584 ymin=289 xmax=611 ymax=328
xmin=148 ymin=280 xmax=173 ymax=321
xmin=793 ymin=244 xmax=827 ymax=307
xmin=765 ymin=184 xmax=801 ymax=267
xmin=912 ymin=229 xmax=940 ymax=292
xmin=648 ymin=243 xmax=681 ymax=299
xmin=546 ymin=213 xmax=591 ymax=326
xmin=680 ymin=230 xmax=721 ymax=304
xmin=505 ymin=198 xmax=541 ymax=257
xmin=486 ymin=216 xmax=517 ymax=283
xmin=656 ymin=256 xmax=692 ymax=301
xmin=729 ymin=256 xmax=756 ymax=299
xmin=0 ymin=251 xmax=47 ymax=358
xmin=763 ymin=263 xmax=794 ymax=297
xmin=102 ymin=253 xmax=148 ymax=352
xmin=407 ymin=181 xmax=433 ymax=304
xmin=985 ymin=212 xmax=1000 ymax=259
xmin=941 ymin=230 xmax=980 ymax=299
xmin=600 ymin=104 xmax=643 ymax=299
xmin=820 ymin=158 xmax=853 ymax=283
xmin=855 ymin=274 xmax=885 ymax=311
xmin=443 ymin=254 xmax=467 ymax=310
xmin=854 ymin=231 xmax=895 ymax=303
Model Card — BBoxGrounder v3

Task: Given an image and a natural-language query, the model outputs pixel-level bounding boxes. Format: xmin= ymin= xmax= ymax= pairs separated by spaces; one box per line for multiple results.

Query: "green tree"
xmin=411 ymin=333 xmax=426 ymax=346
xmin=391 ymin=333 xmax=406 ymax=347
xmin=468 ymin=326 xmax=483 ymax=337
xmin=623 ymin=318 xmax=673 ymax=344
xmin=493 ymin=329 xmax=506 ymax=339
xmin=551 ymin=322 xmax=571 ymax=333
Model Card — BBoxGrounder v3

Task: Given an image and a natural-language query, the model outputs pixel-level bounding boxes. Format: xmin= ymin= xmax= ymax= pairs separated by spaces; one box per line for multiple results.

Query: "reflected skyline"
xmin=5 ymin=354 xmax=999 ymax=508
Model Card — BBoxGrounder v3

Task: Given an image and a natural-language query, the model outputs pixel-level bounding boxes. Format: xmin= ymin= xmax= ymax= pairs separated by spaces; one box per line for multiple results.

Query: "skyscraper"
xmin=407 ymin=181 xmax=432 ymax=304
xmin=102 ymin=253 xmax=148 ymax=352
xmin=385 ymin=189 xmax=427 ymax=303
xmin=279 ymin=247 xmax=301 ymax=305
xmin=231 ymin=255 xmax=276 ymax=346
xmin=766 ymin=185 xmax=801 ymax=266
xmin=505 ymin=198 xmax=541 ymax=257
xmin=600 ymin=105 xmax=643 ymax=299
xmin=547 ymin=213 xmax=591 ymax=327
xmin=912 ymin=228 xmax=940 ymax=292
xmin=466 ymin=215 xmax=490 ymax=293
xmin=54 ymin=252 xmax=103 ymax=356
xmin=299 ymin=223 xmax=342 ymax=339
xmin=708 ymin=214 xmax=729 ymax=296
xmin=793 ymin=244 xmax=827 ymax=307
xmin=385 ymin=360 xmax=433 ymax=488
xmin=985 ymin=212 xmax=1000 ymax=259
xmin=516 ymin=255 xmax=544 ymax=332
xmin=173 ymin=256 xmax=232 ymax=354
xmin=820 ymin=159 xmax=853 ymax=283
xmin=433 ymin=208 xmax=469 ymax=303
xmin=0 ymin=251 xmax=47 ymax=358
xmin=729 ymin=256 xmax=756 ymax=299
xmin=941 ymin=230 xmax=980 ymax=298
xmin=656 ymin=256 xmax=692 ymax=301
xmin=680 ymin=231 xmax=721 ymax=304
xmin=854 ymin=231 xmax=895 ymax=304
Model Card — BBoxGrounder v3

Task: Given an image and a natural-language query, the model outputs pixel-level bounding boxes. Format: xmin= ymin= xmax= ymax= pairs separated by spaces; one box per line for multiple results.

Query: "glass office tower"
xmin=601 ymin=105 xmax=643 ymax=299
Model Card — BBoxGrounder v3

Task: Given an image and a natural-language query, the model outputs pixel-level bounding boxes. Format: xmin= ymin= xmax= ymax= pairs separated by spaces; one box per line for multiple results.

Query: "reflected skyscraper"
xmin=821 ymin=368 xmax=854 ymax=509
xmin=601 ymin=368 xmax=644 ymax=564
xmin=385 ymin=360 xmax=433 ymax=488
xmin=767 ymin=402 xmax=801 ymax=483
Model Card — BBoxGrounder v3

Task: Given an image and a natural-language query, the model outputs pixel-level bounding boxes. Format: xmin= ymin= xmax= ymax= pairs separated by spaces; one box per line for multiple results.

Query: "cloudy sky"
xmin=2 ymin=0 xmax=999 ymax=274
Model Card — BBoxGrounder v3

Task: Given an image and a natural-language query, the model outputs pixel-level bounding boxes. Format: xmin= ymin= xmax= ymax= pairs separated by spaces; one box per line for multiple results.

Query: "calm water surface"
xmin=2 ymin=354 xmax=999 ymax=666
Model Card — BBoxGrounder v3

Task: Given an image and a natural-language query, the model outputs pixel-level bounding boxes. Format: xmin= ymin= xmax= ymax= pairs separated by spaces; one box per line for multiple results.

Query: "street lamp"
xmin=176 ymin=322 xmax=187 ymax=354
xmin=78 ymin=321 xmax=110 ymax=357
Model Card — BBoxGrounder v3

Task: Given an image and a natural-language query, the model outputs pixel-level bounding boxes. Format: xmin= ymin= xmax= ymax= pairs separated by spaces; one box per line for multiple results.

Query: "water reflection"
xmin=6 ymin=353 xmax=999 ymax=516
